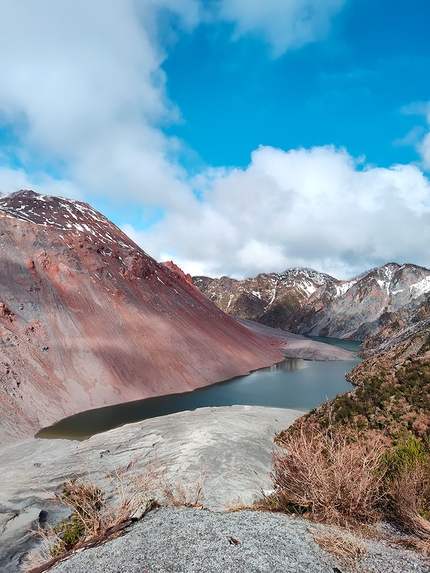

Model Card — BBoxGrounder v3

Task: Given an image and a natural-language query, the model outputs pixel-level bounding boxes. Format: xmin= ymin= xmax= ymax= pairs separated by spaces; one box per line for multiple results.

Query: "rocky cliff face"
xmin=194 ymin=263 xmax=430 ymax=341
xmin=295 ymin=263 xmax=430 ymax=340
xmin=0 ymin=190 xmax=284 ymax=449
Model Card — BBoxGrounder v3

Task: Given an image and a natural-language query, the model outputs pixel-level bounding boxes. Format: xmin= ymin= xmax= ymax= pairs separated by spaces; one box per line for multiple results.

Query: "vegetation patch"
xmin=23 ymin=459 xmax=210 ymax=573
xmin=311 ymin=528 xmax=367 ymax=560
xmin=282 ymin=352 xmax=430 ymax=443
xmin=23 ymin=465 xmax=159 ymax=573
xmin=270 ymin=423 xmax=387 ymax=526
xmin=271 ymin=323 xmax=430 ymax=550
xmin=259 ymin=293 xmax=303 ymax=330
xmin=382 ymin=436 xmax=430 ymax=539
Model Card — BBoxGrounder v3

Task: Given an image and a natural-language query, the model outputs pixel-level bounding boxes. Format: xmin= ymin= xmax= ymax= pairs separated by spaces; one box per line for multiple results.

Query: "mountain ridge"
xmin=194 ymin=262 xmax=430 ymax=341
xmin=0 ymin=190 xmax=285 ymax=449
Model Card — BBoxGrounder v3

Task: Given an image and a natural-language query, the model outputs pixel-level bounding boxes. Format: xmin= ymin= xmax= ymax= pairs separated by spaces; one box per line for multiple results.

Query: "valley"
xmin=194 ymin=262 xmax=430 ymax=445
xmin=0 ymin=190 xmax=285 ymax=450
xmin=1 ymin=190 xmax=430 ymax=572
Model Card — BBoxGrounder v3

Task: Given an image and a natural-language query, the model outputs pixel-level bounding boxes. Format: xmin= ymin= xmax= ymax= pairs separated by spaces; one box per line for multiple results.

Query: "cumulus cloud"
xmin=1 ymin=0 xmax=342 ymax=204
xmin=400 ymin=101 xmax=430 ymax=172
xmin=0 ymin=166 xmax=82 ymax=200
xmin=418 ymin=104 xmax=430 ymax=170
xmin=0 ymin=0 xmax=201 ymax=211
xmin=133 ymin=145 xmax=430 ymax=280
xmin=215 ymin=0 xmax=348 ymax=55
xmin=0 ymin=0 xmax=343 ymax=206
xmin=0 ymin=0 xmax=351 ymax=201
xmin=1 ymin=2 xmax=428 ymax=281
xmin=0 ymin=1 xmax=352 ymax=221
xmin=420 ymin=133 xmax=430 ymax=170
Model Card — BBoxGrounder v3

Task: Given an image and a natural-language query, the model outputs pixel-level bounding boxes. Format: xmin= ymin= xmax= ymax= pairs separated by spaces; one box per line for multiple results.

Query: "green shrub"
xmin=383 ymin=437 xmax=430 ymax=527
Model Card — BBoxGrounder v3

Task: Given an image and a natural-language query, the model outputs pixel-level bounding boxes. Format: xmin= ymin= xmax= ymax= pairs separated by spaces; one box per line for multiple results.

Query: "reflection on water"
xmin=268 ymin=359 xmax=308 ymax=372
xmin=37 ymin=353 xmax=360 ymax=441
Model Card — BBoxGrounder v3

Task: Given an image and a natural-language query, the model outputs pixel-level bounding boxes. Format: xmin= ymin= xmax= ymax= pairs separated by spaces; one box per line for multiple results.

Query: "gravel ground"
xmin=48 ymin=507 xmax=430 ymax=573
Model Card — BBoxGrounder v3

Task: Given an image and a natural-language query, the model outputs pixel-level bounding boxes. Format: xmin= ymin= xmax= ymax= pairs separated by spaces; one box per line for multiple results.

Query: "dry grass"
xmin=21 ymin=461 xmax=159 ymax=573
xmin=311 ymin=527 xmax=367 ymax=560
xmin=380 ymin=436 xmax=430 ymax=550
xmin=22 ymin=458 xmax=213 ymax=572
xmin=228 ymin=502 xmax=252 ymax=512
xmin=388 ymin=466 xmax=430 ymax=549
xmin=395 ymin=535 xmax=430 ymax=555
xmin=22 ymin=539 xmax=53 ymax=573
xmin=271 ymin=425 xmax=387 ymax=526
xmin=159 ymin=461 xmax=210 ymax=508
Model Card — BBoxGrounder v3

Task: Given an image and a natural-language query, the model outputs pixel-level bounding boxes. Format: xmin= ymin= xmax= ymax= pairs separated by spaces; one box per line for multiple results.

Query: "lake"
xmin=36 ymin=338 xmax=361 ymax=440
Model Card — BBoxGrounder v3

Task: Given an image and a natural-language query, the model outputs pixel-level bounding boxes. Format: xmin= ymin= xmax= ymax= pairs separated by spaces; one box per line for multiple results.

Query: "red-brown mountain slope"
xmin=0 ymin=190 xmax=284 ymax=449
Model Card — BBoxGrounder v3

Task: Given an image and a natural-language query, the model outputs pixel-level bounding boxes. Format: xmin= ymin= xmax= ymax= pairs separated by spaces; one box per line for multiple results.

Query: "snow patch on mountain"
xmin=410 ymin=276 xmax=430 ymax=298
xmin=0 ymin=189 xmax=144 ymax=256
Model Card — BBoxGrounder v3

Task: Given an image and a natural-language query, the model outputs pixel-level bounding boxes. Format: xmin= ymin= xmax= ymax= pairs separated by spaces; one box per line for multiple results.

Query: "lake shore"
xmin=1 ymin=405 xmax=302 ymax=572
xmin=2 ymin=405 xmax=428 ymax=573
xmin=235 ymin=317 xmax=357 ymax=360
xmin=0 ymin=328 xmax=359 ymax=570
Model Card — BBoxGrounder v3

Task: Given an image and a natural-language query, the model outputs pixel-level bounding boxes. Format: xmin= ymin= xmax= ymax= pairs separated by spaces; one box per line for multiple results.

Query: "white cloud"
xmin=418 ymin=103 xmax=430 ymax=170
xmin=215 ymin=0 xmax=348 ymax=55
xmin=400 ymin=101 xmax=430 ymax=172
xmin=0 ymin=0 xmax=341 ymax=209
xmin=1 ymin=2 xmax=428 ymax=282
xmin=0 ymin=0 xmax=201 ymax=211
xmin=0 ymin=166 xmax=82 ymax=200
xmin=420 ymin=133 xmax=430 ymax=171
xmin=134 ymin=145 xmax=430 ymax=280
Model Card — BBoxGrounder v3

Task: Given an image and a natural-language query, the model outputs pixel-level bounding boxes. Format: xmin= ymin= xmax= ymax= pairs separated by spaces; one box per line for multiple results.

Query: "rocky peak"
xmin=162 ymin=260 xmax=193 ymax=286
xmin=194 ymin=263 xmax=430 ymax=341
xmin=0 ymin=190 xmax=141 ymax=253
xmin=193 ymin=267 xmax=339 ymax=330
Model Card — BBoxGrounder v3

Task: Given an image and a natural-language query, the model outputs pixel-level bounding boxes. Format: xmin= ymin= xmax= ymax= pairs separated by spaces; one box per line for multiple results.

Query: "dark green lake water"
xmin=36 ymin=338 xmax=361 ymax=441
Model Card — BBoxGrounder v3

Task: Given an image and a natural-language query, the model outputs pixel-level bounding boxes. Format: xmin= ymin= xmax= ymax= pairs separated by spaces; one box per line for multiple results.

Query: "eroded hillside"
xmin=0 ymin=190 xmax=284 ymax=448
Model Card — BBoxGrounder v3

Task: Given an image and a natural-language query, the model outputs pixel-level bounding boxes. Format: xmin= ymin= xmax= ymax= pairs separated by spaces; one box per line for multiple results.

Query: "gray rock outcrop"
xmin=0 ymin=405 xmax=303 ymax=572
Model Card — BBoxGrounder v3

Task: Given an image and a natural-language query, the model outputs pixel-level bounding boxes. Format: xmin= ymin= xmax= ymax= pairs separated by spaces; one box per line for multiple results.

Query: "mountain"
xmin=194 ymin=263 xmax=430 ymax=341
xmin=193 ymin=268 xmax=339 ymax=330
xmin=0 ymin=190 xmax=284 ymax=449
xmin=295 ymin=263 xmax=430 ymax=340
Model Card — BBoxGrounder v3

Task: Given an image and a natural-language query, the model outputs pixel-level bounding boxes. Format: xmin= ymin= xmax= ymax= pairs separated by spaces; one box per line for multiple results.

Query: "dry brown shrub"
xmin=395 ymin=535 xmax=430 ymax=555
xmin=412 ymin=413 xmax=430 ymax=437
xmin=22 ymin=461 xmax=159 ymax=573
xmin=160 ymin=462 xmax=210 ymax=508
xmin=312 ymin=527 xmax=367 ymax=559
xmin=228 ymin=502 xmax=252 ymax=512
xmin=21 ymin=538 xmax=53 ymax=573
xmin=271 ymin=425 xmax=386 ymax=526
xmin=389 ymin=465 xmax=430 ymax=542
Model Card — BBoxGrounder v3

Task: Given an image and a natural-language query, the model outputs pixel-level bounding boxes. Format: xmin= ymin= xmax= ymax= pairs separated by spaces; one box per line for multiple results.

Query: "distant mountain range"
xmin=193 ymin=263 xmax=430 ymax=341
xmin=0 ymin=190 xmax=284 ymax=449
xmin=194 ymin=264 xmax=430 ymax=440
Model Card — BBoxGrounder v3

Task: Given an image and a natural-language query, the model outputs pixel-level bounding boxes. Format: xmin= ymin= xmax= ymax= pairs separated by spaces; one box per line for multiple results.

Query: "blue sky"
xmin=1 ymin=0 xmax=430 ymax=279
xmin=164 ymin=0 xmax=430 ymax=171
